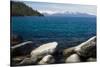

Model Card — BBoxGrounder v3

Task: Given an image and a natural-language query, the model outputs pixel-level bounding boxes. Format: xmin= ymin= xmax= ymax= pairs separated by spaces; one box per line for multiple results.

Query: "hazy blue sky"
xmin=12 ymin=0 xmax=97 ymax=15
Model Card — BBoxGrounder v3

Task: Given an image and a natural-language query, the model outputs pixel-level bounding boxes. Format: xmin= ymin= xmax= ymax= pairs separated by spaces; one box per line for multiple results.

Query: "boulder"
xmin=38 ymin=55 xmax=55 ymax=64
xmin=30 ymin=42 xmax=58 ymax=61
xmin=65 ymin=54 xmax=81 ymax=63
xmin=18 ymin=42 xmax=58 ymax=65
xmin=11 ymin=42 xmax=58 ymax=65
xmin=75 ymin=36 xmax=96 ymax=58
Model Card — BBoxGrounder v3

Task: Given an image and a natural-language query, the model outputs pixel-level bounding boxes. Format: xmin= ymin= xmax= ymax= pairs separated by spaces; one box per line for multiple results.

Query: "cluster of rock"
xmin=11 ymin=42 xmax=57 ymax=65
xmin=11 ymin=36 xmax=96 ymax=66
xmin=63 ymin=36 xmax=96 ymax=63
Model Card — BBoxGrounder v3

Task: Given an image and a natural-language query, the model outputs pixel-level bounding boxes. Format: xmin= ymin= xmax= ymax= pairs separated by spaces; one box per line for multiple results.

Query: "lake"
xmin=11 ymin=16 xmax=96 ymax=48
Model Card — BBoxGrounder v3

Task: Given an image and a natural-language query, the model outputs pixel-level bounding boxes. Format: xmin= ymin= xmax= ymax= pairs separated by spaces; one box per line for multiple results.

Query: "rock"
xmin=30 ymin=42 xmax=58 ymax=61
xmin=19 ymin=58 xmax=34 ymax=65
xmin=11 ymin=41 xmax=34 ymax=57
xmin=63 ymin=47 xmax=76 ymax=59
xmin=11 ymin=41 xmax=33 ymax=49
xmin=12 ymin=56 xmax=25 ymax=62
xmin=65 ymin=54 xmax=81 ymax=63
xmin=17 ymin=42 xmax=58 ymax=65
xmin=11 ymin=56 xmax=27 ymax=66
xmin=12 ymin=42 xmax=57 ymax=65
xmin=11 ymin=34 xmax=23 ymax=46
xmin=75 ymin=36 xmax=96 ymax=58
xmin=63 ymin=36 xmax=96 ymax=63
xmin=38 ymin=55 xmax=55 ymax=64
xmin=87 ymin=58 xmax=96 ymax=62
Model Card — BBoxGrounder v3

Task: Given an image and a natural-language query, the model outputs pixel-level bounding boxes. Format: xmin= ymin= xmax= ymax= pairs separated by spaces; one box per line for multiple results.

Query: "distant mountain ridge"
xmin=42 ymin=12 xmax=96 ymax=17
xmin=11 ymin=1 xmax=43 ymax=16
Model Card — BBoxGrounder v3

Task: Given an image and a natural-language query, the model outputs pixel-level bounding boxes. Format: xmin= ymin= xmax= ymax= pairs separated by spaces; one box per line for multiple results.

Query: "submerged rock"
xmin=75 ymin=36 xmax=96 ymax=58
xmin=11 ymin=41 xmax=33 ymax=50
xmin=38 ymin=55 xmax=55 ymax=64
xmin=11 ymin=34 xmax=23 ymax=46
xmin=30 ymin=42 xmax=58 ymax=61
xmin=65 ymin=54 xmax=81 ymax=63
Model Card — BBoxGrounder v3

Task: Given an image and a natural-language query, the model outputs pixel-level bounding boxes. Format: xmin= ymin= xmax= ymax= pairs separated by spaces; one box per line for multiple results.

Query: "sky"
xmin=12 ymin=0 xmax=97 ymax=15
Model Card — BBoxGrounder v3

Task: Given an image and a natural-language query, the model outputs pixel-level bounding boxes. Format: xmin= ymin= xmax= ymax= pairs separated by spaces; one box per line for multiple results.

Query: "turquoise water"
xmin=11 ymin=16 xmax=96 ymax=48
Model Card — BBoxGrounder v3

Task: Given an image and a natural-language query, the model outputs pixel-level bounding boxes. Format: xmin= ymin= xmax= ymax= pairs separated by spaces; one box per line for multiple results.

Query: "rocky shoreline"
xmin=11 ymin=36 xmax=96 ymax=66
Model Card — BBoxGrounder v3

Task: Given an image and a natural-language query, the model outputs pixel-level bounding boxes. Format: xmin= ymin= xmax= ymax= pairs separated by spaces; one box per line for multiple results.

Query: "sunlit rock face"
xmin=38 ymin=55 xmax=55 ymax=64
xmin=30 ymin=42 xmax=58 ymax=60
xmin=65 ymin=54 xmax=81 ymax=63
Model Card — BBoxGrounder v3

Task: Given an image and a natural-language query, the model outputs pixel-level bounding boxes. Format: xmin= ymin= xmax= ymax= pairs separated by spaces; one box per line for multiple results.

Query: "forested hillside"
xmin=11 ymin=1 xmax=43 ymax=16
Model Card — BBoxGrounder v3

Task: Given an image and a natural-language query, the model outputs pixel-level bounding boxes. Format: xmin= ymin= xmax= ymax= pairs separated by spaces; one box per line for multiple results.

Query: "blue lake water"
xmin=11 ymin=16 xmax=96 ymax=48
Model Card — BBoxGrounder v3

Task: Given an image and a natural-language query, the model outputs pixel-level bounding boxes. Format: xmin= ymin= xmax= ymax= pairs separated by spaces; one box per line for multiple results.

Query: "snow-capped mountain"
xmin=41 ymin=11 xmax=96 ymax=17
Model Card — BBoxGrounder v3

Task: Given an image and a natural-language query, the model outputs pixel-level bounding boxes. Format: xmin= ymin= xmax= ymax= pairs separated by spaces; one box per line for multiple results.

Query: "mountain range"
xmin=42 ymin=12 xmax=96 ymax=17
